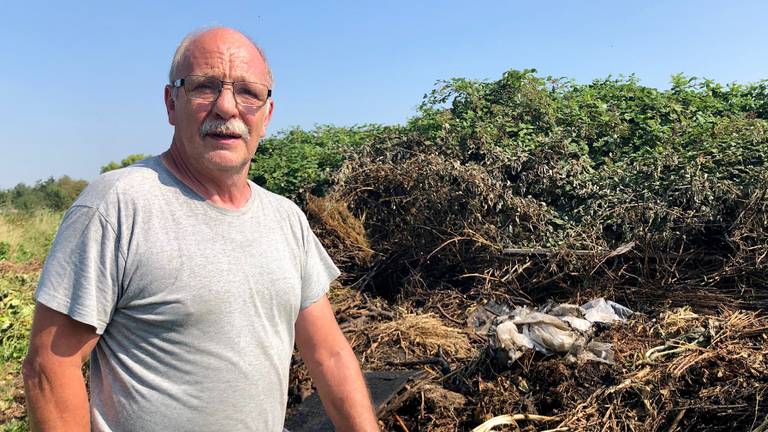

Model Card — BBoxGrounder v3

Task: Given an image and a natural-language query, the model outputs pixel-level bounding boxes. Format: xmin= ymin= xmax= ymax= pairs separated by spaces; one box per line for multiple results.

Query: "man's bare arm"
xmin=294 ymin=296 xmax=378 ymax=432
xmin=22 ymin=303 xmax=100 ymax=432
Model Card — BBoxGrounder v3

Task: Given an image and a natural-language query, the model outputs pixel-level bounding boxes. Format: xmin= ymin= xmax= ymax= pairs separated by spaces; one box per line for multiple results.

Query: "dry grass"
xmin=549 ymin=307 xmax=768 ymax=431
xmin=0 ymin=210 xmax=61 ymax=262
xmin=305 ymin=194 xmax=375 ymax=272
xmin=366 ymin=312 xmax=474 ymax=362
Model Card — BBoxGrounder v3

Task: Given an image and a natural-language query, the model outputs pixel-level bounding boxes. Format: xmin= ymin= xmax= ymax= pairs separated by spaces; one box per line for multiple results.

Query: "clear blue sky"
xmin=1 ymin=0 xmax=767 ymax=188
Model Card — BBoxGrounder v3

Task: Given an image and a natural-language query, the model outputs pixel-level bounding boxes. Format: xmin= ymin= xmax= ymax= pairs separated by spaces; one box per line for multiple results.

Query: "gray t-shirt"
xmin=35 ymin=156 xmax=340 ymax=432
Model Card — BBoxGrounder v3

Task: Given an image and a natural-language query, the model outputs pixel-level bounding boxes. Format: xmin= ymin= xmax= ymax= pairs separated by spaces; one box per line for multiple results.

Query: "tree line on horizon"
xmin=0 ymin=154 xmax=152 ymax=212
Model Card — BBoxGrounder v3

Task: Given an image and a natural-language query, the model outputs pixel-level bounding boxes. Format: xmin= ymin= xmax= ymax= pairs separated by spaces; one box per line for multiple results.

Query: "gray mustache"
xmin=199 ymin=118 xmax=251 ymax=142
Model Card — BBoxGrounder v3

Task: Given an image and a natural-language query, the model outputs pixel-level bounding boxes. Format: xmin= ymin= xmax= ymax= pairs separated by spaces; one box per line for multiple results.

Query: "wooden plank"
xmin=284 ymin=370 xmax=423 ymax=431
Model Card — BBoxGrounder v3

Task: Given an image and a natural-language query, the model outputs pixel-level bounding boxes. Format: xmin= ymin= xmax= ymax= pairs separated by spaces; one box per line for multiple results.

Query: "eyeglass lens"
xmin=184 ymin=76 xmax=269 ymax=107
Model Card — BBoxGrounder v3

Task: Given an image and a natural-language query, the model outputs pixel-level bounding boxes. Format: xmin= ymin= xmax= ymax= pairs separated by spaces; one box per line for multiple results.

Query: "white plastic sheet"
xmin=479 ymin=298 xmax=632 ymax=365
xmin=581 ymin=298 xmax=633 ymax=324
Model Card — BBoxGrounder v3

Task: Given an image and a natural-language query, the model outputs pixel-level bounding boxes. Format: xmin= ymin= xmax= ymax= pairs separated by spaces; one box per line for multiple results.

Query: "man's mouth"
xmin=207 ymin=132 xmax=242 ymax=140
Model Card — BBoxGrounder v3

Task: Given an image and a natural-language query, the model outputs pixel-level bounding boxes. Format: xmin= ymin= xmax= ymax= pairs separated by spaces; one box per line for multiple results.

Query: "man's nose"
xmin=211 ymin=83 xmax=239 ymax=119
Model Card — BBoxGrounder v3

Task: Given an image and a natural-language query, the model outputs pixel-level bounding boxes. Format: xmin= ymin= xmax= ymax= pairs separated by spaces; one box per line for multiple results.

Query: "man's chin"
xmin=198 ymin=149 xmax=251 ymax=174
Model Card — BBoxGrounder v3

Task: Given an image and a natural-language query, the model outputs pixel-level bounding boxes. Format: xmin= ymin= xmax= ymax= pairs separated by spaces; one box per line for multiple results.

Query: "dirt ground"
xmin=288 ymin=284 xmax=768 ymax=432
xmin=3 ymin=260 xmax=765 ymax=431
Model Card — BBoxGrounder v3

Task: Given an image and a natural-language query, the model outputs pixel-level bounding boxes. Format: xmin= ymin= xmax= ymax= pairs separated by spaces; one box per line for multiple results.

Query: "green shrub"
xmin=100 ymin=153 xmax=153 ymax=174
xmin=321 ymin=70 xmax=768 ymax=299
xmin=0 ymin=242 xmax=9 ymax=261
xmin=1 ymin=419 xmax=27 ymax=432
xmin=0 ymin=272 xmax=35 ymax=366
xmin=249 ymin=124 xmax=385 ymax=201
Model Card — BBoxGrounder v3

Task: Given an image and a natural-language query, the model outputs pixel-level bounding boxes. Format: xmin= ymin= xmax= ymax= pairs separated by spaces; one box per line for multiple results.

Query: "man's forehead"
xmin=181 ymin=33 xmax=268 ymax=80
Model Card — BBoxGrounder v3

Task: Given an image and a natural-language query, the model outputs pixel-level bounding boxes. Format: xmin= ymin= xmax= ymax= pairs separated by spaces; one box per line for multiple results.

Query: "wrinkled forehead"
xmin=180 ymin=38 xmax=270 ymax=84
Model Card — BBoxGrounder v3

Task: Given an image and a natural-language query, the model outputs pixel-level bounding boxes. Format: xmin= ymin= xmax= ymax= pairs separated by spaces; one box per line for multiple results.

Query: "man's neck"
xmin=161 ymin=147 xmax=252 ymax=210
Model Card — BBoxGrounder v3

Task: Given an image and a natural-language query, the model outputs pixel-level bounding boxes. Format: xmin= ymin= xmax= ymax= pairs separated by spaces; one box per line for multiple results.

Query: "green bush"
xmin=0 ymin=272 xmax=35 ymax=366
xmin=249 ymin=124 xmax=385 ymax=201
xmin=315 ymin=70 xmax=767 ymax=299
xmin=0 ymin=242 xmax=8 ymax=261
xmin=0 ymin=271 xmax=36 ymax=430
xmin=100 ymin=153 xmax=153 ymax=174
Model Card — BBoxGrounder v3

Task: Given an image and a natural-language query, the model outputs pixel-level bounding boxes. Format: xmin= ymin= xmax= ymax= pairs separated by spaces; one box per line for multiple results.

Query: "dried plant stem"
xmin=472 ymin=414 xmax=558 ymax=432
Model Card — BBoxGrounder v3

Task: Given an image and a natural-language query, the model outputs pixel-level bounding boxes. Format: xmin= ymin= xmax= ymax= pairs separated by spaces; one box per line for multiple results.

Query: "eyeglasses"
xmin=172 ymin=75 xmax=272 ymax=108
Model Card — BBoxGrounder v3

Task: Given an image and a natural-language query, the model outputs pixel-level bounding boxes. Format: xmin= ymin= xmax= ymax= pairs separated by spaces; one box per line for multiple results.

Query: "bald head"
xmin=169 ymin=27 xmax=273 ymax=87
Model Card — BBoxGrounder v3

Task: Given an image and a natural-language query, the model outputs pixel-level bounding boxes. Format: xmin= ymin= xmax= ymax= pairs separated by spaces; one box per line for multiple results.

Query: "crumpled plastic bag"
xmin=475 ymin=298 xmax=632 ymax=365
xmin=582 ymin=298 xmax=633 ymax=323
xmin=495 ymin=321 xmax=534 ymax=362
xmin=576 ymin=341 xmax=615 ymax=364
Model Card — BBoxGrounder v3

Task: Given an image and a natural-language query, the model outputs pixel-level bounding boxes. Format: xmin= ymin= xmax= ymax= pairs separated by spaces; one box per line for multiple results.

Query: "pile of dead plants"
xmin=285 ymin=71 xmax=768 ymax=431
xmin=304 ymin=71 xmax=768 ymax=309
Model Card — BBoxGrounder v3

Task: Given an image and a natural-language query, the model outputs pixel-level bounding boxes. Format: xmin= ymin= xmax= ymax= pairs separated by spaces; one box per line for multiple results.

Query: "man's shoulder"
xmin=249 ymin=182 xmax=303 ymax=214
xmin=74 ymin=156 xmax=164 ymax=210
xmin=248 ymin=183 xmax=313 ymax=233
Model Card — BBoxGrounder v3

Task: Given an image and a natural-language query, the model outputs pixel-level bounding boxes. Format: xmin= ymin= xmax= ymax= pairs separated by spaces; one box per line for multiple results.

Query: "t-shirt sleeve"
xmin=298 ymin=212 xmax=341 ymax=310
xmin=35 ymin=205 xmax=124 ymax=334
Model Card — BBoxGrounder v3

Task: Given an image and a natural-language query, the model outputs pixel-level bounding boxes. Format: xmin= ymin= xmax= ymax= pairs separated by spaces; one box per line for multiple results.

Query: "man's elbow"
xmin=21 ymin=351 xmax=78 ymax=389
xmin=22 ymin=354 xmax=42 ymax=385
xmin=21 ymin=353 xmax=60 ymax=394
xmin=305 ymin=344 xmax=353 ymax=372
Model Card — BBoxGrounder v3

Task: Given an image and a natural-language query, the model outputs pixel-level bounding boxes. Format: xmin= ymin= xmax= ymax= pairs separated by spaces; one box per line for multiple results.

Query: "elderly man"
xmin=22 ymin=27 xmax=378 ymax=431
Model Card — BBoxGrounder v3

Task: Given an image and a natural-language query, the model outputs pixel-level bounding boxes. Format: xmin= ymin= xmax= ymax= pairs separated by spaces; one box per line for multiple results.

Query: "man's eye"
xmin=192 ymin=82 xmax=217 ymax=92
xmin=236 ymin=84 xmax=267 ymax=103
xmin=237 ymin=88 xmax=259 ymax=99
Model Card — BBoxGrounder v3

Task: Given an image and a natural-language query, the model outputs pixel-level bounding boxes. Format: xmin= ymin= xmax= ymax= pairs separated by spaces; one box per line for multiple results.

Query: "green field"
xmin=0 ymin=210 xmax=61 ymax=430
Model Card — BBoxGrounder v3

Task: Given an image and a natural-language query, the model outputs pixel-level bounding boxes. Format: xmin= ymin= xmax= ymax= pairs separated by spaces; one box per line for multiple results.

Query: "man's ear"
xmin=258 ymin=99 xmax=274 ymax=138
xmin=164 ymin=85 xmax=176 ymax=126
